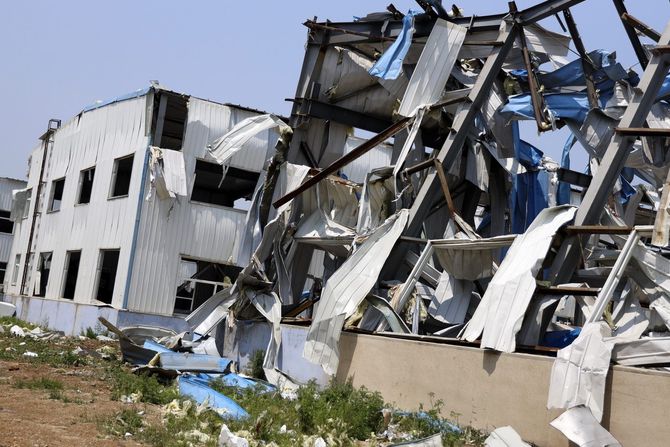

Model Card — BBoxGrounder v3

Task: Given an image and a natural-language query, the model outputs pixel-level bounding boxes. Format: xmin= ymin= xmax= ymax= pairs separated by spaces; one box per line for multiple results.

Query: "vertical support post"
xmin=403 ymin=21 xmax=519 ymax=238
xmin=20 ymin=120 xmax=60 ymax=296
xmin=563 ymin=9 xmax=599 ymax=109
xmin=517 ymin=23 xmax=550 ymax=131
xmin=550 ymin=21 xmax=670 ymax=284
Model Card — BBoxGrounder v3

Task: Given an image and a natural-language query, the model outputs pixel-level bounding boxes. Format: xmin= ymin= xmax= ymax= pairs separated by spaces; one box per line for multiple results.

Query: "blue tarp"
xmin=368 ymin=10 xmax=420 ymax=80
xmin=500 ymin=92 xmax=592 ymax=123
xmin=558 ymin=134 xmax=577 ymax=206
xmin=177 ymin=374 xmax=249 ymax=419
xmin=510 ymin=123 xmax=549 ymax=233
xmin=542 ymin=328 xmax=581 ymax=348
xmin=509 ymin=50 xmax=629 ymax=91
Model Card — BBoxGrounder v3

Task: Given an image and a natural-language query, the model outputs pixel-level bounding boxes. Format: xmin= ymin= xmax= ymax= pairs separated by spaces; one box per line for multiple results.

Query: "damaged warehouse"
xmin=3 ymin=85 xmax=281 ymax=325
xmin=4 ymin=0 xmax=670 ymax=446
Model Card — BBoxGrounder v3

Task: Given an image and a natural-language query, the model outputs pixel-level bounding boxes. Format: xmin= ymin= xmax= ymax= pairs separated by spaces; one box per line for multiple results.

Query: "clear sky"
xmin=1 ymin=0 xmax=668 ymax=180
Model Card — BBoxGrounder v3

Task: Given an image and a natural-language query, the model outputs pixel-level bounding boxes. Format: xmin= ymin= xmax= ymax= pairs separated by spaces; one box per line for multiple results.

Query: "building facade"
xmin=0 ymin=177 xmax=28 ymax=290
xmin=3 ymin=86 xmax=278 ymax=316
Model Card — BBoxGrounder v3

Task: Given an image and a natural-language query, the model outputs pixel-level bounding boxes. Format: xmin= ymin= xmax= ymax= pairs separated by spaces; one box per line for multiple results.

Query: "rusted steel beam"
xmin=273 ymin=117 xmax=412 ymax=208
xmin=622 ymin=12 xmax=661 ymax=42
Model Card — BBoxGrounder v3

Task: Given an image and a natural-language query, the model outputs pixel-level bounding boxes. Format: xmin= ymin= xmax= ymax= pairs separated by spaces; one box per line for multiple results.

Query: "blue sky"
xmin=1 ymin=0 xmax=668 ymax=180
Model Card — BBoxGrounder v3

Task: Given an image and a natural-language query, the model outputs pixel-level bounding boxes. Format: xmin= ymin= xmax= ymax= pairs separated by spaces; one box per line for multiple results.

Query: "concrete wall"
xmin=336 ymin=332 xmax=670 ymax=447
xmin=3 ymin=294 xmax=188 ymax=336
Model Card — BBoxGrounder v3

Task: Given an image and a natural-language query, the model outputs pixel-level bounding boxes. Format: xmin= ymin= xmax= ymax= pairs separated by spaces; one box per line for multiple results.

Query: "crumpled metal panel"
xmin=398 ymin=19 xmax=467 ymax=117
xmin=462 ymin=206 xmax=576 ymax=352
xmin=547 ymin=322 xmax=613 ymax=422
xmin=303 ymin=210 xmax=409 ymax=374
xmin=550 ymin=406 xmax=621 ymax=447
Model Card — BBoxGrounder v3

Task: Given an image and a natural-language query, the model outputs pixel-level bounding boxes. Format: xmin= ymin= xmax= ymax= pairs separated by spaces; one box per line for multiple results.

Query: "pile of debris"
xmin=119 ymin=0 xmax=670 ymax=445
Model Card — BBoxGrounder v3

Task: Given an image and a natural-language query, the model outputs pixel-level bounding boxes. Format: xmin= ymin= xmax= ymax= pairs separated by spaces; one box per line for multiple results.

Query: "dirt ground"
xmin=0 ymin=347 xmax=160 ymax=447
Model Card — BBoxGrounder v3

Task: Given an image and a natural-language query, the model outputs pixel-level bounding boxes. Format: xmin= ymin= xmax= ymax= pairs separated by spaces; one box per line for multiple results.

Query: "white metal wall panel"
xmin=4 ymin=96 xmax=149 ymax=307
xmin=398 ymin=19 xmax=467 ymax=117
xmin=341 ymin=135 xmax=393 ymax=184
xmin=185 ymin=98 xmax=277 ymax=171
xmin=0 ymin=178 xmax=27 ymax=264
xmin=127 ymin=100 xmax=276 ymax=315
xmin=0 ymin=178 xmax=27 ymax=211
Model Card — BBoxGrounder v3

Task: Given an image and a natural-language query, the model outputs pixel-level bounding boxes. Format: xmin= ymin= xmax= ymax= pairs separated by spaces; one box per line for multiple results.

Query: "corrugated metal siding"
xmin=127 ymin=99 xmax=276 ymax=315
xmin=0 ymin=178 xmax=27 ymax=264
xmin=340 ymin=136 xmax=393 ymax=184
xmin=0 ymin=178 xmax=27 ymax=211
xmin=4 ymin=97 xmax=149 ymax=306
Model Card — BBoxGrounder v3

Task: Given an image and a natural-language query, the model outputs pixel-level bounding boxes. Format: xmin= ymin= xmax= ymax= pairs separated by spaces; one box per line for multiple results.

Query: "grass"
xmin=1 ymin=317 xmax=488 ymax=446
xmin=14 ymin=377 xmax=64 ymax=391
xmin=81 ymin=327 xmax=98 ymax=339
xmin=247 ymin=349 xmax=266 ymax=381
xmin=106 ymin=363 xmax=180 ymax=405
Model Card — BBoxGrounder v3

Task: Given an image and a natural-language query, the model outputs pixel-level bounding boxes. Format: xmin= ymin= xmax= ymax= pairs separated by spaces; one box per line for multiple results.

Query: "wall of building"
xmin=336 ymin=332 xmax=670 ymax=447
xmin=5 ymin=95 xmax=149 ymax=307
xmin=0 ymin=178 xmax=27 ymax=266
xmin=127 ymin=98 xmax=278 ymax=315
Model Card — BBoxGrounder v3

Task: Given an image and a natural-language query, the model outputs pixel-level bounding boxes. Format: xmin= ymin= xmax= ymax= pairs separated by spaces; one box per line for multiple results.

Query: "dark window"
xmin=0 ymin=261 xmax=7 ymax=288
xmin=95 ymin=249 xmax=120 ymax=304
xmin=0 ymin=210 xmax=13 ymax=234
xmin=191 ymin=160 xmax=259 ymax=209
xmin=174 ymin=257 xmax=241 ymax=314
xmin=78 ymin=167 xmax=95 ymax=204
xmin=35 ymin=252 xmax=52 ymax=297
xmin=153 ymin=93 xmax=188 ymax=150
xmin=62 ymin=250 xmax=81 ymax=299
xmin=110 ymin=155 xmax=134 ymax=198
xmin=49 ymin=178 xmax=65 ymax=212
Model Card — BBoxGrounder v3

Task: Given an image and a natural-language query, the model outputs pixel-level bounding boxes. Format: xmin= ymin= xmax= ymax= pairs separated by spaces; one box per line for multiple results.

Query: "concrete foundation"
xmin=2 ymin=294 xmax=189 ymax=335
xmin=336 ymin=331 xmax=670 ymax=447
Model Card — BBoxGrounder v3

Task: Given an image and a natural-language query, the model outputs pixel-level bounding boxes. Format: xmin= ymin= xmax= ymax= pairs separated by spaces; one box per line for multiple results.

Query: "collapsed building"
xmin=4 ymin=0 xmax=670 ymax=445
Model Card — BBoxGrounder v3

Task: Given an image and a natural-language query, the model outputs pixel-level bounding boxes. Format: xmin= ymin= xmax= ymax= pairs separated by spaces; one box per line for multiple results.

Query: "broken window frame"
xmin=47 ymin=177 xmax=65 ymax=213
xmin=93 ymin=249 xmax=120 ymax=305
xmin=190 ymin=158 xmax=260 ymax=211
xmin=61 ymin=250 xmax=81 ymax=300
xmin=173 ymin=256 xmax=240 ymax=315
xmin=77 ymin=166 xmax=96 ymax=205
xmin=34 ymin=251 xmax=52 ymax=297
xmin=152 ymin=92 xmax=189 ymax=151
xmin=0 ymin=261 xmax=6 ymax=290
xmin=109 ymin=154 xmax=134 ymax=199
xmin=0 ymin=209 xmax=13 ymax=234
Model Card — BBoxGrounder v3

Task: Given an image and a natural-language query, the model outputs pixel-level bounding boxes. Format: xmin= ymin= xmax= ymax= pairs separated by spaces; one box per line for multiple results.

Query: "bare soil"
xmin=0 ymin=358 xmax=153 ymax=447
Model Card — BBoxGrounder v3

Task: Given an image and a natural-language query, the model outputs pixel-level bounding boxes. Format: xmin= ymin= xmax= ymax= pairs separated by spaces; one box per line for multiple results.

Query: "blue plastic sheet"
xmin=558 ymin=134 xmax=577 ymax=206
xmin=177 ymin=374 xmax=249 ymax=419
xmin=542 ymin=328 xmax=581 ymax=348
xmin=509 ymin=50 xmax=629 ymax=91
xmin=368 ymin=10 xmax=420 ymax=80
xmin=510 ymin=123 xmax=549 ymax=233
xmin=500 ymin=92 xmax=592 ymax=123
